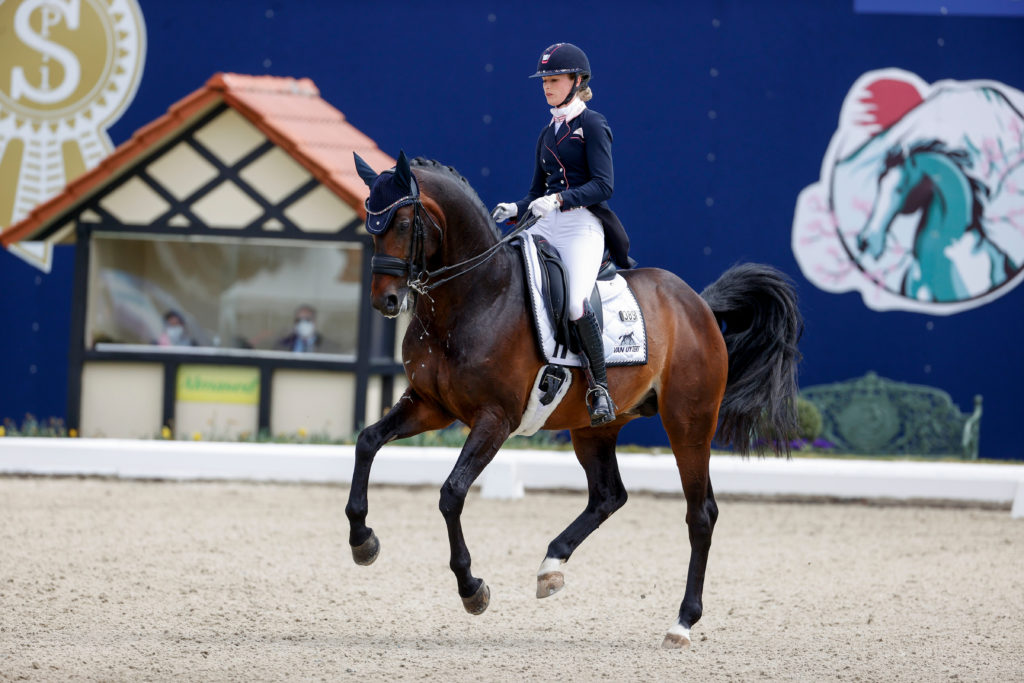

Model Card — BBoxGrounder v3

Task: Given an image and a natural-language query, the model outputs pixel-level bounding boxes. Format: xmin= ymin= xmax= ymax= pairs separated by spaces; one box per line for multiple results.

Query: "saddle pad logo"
xmin=614 ymin=332 xmax=640 ymax=354
xmin=0 ymin=0 xmax=146 ymax=271
xmin=792 ymin=68 xmax=1024 ymax=315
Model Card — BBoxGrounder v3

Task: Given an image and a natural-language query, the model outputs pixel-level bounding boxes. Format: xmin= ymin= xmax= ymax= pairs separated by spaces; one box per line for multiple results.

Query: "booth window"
xmin=86 ymin=235 xmax=363 ymax=357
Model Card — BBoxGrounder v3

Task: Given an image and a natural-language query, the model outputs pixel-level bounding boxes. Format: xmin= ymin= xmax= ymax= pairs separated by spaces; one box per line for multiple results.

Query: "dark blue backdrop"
xmin=2 ymin=1 xmax=1022 ymax=458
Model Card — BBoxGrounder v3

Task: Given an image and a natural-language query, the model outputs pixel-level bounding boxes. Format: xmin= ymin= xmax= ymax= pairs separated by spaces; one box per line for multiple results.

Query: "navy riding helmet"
xmin=530 ymin=43 xmax=591 ymax=106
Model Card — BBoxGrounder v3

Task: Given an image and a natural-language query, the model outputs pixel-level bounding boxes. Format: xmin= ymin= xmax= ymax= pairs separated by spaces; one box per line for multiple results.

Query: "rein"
xmin=371 ymin=204 xmax=540 ymax=295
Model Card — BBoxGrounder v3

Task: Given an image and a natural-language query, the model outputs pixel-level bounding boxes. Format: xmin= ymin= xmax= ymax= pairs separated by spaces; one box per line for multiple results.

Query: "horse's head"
xmin=354 ymin=151 xmax=445 ymax=317
xmin=880 ymin=147 xmax=935 ymax=213
xmin=857 ymin=146 xmax=929 ymax=258
xmin=877 ymin=141 xmax=975 ymax=216
xmin=858 ymin=140 xmax=981 ymax=260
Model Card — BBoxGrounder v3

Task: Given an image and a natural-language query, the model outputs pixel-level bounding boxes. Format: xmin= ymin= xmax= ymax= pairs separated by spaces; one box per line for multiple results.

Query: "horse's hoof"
xmin=661 ymin=624 xmax=692 ymax=649
xmin=350 ymin=532 xmax=380 ymax=566
xmin=462 ymin=581 xmax=490 ymax=615
xmin=536 ymin=571 xmax=565 ymax=598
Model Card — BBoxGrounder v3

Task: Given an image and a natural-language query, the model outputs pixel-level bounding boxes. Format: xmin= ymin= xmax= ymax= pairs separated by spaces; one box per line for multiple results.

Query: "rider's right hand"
xmin=491 ymin=202 xmax=518 ymax=223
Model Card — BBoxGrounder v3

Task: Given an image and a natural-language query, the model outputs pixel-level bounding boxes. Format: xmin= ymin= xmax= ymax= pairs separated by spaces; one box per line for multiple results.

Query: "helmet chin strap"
xmin=558 ymin=75 xmax=584 ymax=107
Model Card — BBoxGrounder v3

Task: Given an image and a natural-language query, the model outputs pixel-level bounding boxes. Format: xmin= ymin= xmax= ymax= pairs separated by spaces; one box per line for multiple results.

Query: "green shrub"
xmin=796 ymin=397 xmax=823 ymax=441
xmin=2 ymin=415 xmax=69 ymax=438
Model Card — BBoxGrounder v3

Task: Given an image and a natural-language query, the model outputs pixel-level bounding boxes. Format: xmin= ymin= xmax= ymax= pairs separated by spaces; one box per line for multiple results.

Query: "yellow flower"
xmin=192 ymin=431 xmax=202 ymax=441
xmin=0 ymin=426 xmax=5 ymax=437
xmin=161 ymin=426 xmax=171 ymax=439
xmin=68 ymin=428 xmax=78 ymax=438
xmin=297 ymin=427 xmax=308 ymax=439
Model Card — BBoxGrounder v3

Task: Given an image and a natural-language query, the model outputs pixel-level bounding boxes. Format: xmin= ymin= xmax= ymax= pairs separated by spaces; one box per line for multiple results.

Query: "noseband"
xmin=370 ymin=201 xmax=539 ymax=295
xmin=369 ymin=201 xmax=438 ymax=281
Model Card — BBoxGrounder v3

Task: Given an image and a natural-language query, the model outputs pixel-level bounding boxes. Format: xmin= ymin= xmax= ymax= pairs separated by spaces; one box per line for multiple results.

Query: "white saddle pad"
xmin=517 ymin=236 xmax=648 ymax=368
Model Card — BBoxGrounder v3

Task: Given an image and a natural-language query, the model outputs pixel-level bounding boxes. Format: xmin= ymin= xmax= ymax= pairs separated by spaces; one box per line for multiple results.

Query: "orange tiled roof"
xmin=0 ymin=73 xmax=395 ymax=247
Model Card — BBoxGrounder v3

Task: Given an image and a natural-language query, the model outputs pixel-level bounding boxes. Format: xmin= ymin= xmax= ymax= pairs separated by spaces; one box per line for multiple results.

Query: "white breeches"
xmin=526 ymin=207 xmax=605 ymax=320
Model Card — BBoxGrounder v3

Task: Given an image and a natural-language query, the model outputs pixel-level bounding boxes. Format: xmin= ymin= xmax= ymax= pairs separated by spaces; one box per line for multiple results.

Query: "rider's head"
xmin=530 ymin=43 xmax=591 ymax=107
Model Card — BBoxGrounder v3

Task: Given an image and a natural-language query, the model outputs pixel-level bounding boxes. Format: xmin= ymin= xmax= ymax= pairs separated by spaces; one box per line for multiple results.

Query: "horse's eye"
xmin=397 ymin=221 xmax=411 ymax=234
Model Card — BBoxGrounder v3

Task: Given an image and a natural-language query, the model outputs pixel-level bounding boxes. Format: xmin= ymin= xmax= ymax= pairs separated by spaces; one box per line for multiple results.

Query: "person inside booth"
xmin=277 ymin=304 xmax=330 ymax=353
xmin=153 ymin=310 xmax=197 ymax=347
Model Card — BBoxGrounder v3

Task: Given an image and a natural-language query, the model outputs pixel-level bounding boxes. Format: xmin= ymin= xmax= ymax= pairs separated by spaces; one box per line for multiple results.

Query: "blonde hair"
xmin=579 ymin=86 xmax=593 ymax=102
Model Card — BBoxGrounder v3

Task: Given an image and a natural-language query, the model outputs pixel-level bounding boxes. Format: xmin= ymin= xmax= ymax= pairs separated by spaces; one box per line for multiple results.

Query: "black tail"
xmin=700 ymin=263 xmax=803 ymax=456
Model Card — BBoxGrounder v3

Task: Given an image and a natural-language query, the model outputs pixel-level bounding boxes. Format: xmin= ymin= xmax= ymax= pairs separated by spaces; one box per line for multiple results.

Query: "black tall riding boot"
xmin=572 ymin=305 xmax=617 ymax=426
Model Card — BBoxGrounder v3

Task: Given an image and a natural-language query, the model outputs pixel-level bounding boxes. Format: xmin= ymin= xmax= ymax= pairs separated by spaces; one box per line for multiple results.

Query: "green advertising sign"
xmin=177 ymin=366 xmax=259 ymax=405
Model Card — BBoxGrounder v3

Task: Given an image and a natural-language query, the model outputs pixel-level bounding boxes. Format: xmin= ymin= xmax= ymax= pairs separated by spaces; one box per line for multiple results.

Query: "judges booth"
xmin=1 ymin=74 xmax=406 ymax=440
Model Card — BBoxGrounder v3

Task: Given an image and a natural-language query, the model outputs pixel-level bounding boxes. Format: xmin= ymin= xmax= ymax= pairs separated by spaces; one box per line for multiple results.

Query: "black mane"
xmin=885 ymin=139 xmax=989 ymax=234
xmin=411 ymin=158 xmax=499 ymax=239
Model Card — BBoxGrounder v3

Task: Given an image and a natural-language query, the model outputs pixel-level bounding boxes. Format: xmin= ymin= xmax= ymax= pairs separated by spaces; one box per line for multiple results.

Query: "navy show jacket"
xmin=515 ymin=108 xmax=632 ymax=268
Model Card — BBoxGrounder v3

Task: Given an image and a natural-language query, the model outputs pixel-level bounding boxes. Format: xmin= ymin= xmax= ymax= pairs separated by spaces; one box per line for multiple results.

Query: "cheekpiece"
xmin=365 ymin=167 xmax=419 ymax=235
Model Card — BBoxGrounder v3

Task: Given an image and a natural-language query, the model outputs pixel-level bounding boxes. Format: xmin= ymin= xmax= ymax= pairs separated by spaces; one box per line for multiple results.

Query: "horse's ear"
xmin=352 ymin=152 xmax=379 ymax=188
xmin=394 ymin=150 xmax=413 ymax=193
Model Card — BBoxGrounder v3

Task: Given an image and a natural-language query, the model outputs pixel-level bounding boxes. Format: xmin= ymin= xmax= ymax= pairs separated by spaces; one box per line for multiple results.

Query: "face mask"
xmin=165 ymin=325 xmax=185 ymax=344
xmin=295 ymin=320 xmax=316 ymax=339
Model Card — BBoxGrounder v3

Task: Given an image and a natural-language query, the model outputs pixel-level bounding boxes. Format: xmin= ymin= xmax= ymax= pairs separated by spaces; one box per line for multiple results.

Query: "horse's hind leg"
xmin=345 ymin=391 xmax=451 ymax=565
xmin=663 ymin=437 xmax=719 ymax=649
xmin=536 ymin=425 xmax=627 ymax=599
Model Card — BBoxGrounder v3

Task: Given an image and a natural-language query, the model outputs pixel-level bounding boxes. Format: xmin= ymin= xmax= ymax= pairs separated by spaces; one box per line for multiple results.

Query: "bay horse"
xmin=345 ymin=153 xmax=802 ymax=648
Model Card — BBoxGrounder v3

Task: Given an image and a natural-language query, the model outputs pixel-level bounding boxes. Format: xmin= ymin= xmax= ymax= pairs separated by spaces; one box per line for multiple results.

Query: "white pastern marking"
xmin=666 ymin=622 xmax=691 ymax=641
xmin=537 ymin=557 xmax=565 ymax=576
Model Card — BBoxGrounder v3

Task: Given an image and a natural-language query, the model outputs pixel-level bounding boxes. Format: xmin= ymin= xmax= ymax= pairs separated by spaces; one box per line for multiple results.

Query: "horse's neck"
xmin=415 ymin=222 xmax=518 ymax=326
xmin=442 ymin=214 xmax=501 ymax=266
xmin=915 ymin=153 xmax=973 ymax=230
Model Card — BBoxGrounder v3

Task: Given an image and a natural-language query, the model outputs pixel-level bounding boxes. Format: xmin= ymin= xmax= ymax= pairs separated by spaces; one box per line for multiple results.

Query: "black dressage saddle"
xmin=531 ymin=235 xmax=617 ymax=352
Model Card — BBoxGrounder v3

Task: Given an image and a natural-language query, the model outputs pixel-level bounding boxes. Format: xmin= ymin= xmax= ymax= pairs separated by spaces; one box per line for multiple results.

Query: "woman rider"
xmin=491 ymin=42 xmax=632 ymax=427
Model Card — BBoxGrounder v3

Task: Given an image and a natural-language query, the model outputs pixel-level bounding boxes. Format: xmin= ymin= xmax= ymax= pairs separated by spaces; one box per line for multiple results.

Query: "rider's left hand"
xmin=491 ymin=202 xmax=518 ymax=222
xmin=528 ymin=194 xmax=561 ymax=218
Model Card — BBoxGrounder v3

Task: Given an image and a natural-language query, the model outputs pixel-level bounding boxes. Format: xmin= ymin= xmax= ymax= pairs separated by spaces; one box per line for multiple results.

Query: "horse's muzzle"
xmin=371 ymin=282 xmax=409 ymax=318
xmin=382 ymin=293 xmax=401 ymax=317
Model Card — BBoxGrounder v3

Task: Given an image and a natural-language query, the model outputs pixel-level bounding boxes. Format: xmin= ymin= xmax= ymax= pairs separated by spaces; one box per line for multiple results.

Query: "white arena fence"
xmin=1 ymin=438 xmax=1022 ymax=518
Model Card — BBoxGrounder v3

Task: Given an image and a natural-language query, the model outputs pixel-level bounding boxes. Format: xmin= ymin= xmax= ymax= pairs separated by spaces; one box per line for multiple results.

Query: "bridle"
xmin=370 ymin=198 xmax=539 ymax=295
xmin=368 ymin=201 xmax=438 ymax=290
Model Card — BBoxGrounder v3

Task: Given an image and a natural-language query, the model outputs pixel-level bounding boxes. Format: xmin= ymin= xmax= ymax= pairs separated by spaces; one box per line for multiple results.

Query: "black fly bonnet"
xmin=354 ymin=150 xmax=441 ymax=284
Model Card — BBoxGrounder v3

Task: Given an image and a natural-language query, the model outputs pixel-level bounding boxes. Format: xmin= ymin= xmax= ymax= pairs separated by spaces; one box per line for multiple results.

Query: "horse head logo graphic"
xmin=793 ymin=68 xmax=1024 ymax=314
xmin=854 ymin=141 xmax=1015 ymax=302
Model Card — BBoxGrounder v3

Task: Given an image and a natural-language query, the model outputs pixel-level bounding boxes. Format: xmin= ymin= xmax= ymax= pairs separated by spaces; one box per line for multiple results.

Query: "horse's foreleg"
xmin=345 ymin=391 xmax=452 ymax=565
xmin=664 ymin=461 xmax=718 ymax=650
xmin=439 ymin=413 xmax=511 ymax=615
xmin=536 ymin=425 xmax=627 ymax=599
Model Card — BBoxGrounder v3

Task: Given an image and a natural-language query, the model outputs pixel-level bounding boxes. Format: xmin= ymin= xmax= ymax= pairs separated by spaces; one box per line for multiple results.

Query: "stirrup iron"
xmin=586 ymin=386 xmax=615 ymax=426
